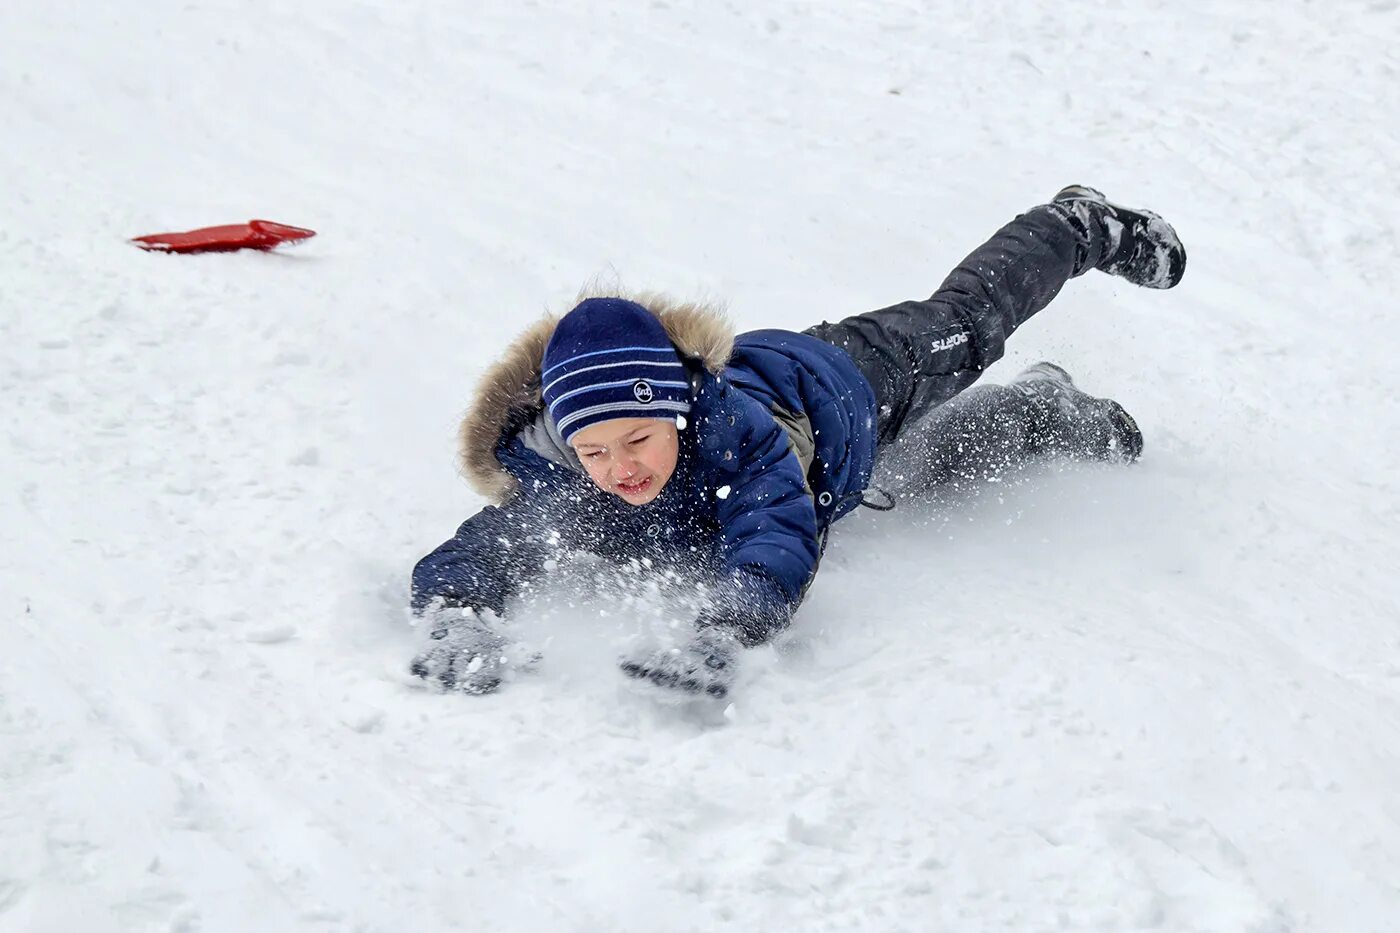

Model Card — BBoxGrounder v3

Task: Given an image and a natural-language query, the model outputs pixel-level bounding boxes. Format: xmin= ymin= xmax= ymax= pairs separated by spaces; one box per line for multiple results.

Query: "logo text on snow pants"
xmin=930 ymin=332 xmax=969 ymax=352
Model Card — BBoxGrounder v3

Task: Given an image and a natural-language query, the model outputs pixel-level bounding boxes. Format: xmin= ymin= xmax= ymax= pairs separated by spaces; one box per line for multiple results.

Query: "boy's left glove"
xmin=619 ymin=626 xmax=741 ymax=699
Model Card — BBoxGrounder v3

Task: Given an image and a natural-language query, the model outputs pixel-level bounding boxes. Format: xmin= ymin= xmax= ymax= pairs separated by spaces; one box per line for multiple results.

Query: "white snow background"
xmin=3 ymin=1 xmax=1399 ymax=930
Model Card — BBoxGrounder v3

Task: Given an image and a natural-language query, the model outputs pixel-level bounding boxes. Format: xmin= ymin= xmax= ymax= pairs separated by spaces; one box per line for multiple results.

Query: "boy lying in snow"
xmin=411 ymin=186 xmax=1186 ymax=698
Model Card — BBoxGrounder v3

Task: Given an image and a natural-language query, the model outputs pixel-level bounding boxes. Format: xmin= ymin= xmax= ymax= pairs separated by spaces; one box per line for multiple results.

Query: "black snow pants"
xmin=805 ymin=202 xmax=1120 ymax=495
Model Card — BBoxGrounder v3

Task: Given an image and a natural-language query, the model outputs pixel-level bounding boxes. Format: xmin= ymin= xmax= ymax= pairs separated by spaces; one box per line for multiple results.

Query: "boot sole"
xmin=1105 ymin=402 xmax=1145 ymax=463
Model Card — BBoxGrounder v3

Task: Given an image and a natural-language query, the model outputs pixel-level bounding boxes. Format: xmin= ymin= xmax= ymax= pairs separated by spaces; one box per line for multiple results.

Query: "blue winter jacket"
xmin=412 ymin=300 xmax=878 ymax=643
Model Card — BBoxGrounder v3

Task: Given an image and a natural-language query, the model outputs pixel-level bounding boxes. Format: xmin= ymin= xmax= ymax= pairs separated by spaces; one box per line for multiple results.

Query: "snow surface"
xmin=3 ymin=1 xmax=1400 ymax=930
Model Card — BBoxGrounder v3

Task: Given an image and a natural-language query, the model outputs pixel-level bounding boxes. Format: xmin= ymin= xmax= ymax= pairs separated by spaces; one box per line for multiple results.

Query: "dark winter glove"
xmin=698 ymin=568 xmax=796 ymax=647
xmin=410 ymin=606 xmax=514 ymax=695
xmin=619 ymin=626 xmax=742 ymax=699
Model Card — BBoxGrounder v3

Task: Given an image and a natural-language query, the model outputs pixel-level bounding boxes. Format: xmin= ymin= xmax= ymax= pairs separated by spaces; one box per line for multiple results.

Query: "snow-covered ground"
xmin=4 ymin=1 xmax=1399 ymax=929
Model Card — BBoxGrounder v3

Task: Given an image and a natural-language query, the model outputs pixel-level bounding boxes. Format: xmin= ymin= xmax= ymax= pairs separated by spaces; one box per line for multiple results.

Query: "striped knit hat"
xmin=541 ymin=298 xmax=692 ymax=443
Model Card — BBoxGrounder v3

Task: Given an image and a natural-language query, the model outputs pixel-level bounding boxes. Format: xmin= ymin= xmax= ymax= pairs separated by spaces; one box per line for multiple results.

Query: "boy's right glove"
xmin=619 ymin=625 xmax=741 ymax=699
xmin=410 ymin=606 xmax=511 ymax=695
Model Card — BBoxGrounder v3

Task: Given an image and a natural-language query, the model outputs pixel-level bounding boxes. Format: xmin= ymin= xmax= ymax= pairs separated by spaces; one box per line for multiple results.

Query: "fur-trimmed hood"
xmin=459 ymin=291 xmax=736 ymax=502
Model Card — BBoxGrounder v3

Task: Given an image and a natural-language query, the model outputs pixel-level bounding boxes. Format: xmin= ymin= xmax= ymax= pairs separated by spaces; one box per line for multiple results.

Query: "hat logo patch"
xmin=633 ymin=380 xmax=654 ymax=403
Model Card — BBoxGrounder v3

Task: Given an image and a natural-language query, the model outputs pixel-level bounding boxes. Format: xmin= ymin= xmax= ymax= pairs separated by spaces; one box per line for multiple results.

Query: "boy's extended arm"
xmin=703 ymin=398 xmax=820 ymax=644
xmin=619 ymin=409 xmax=814 ymax=696
xmin=411 ymin=496 xmax=553 ymax=616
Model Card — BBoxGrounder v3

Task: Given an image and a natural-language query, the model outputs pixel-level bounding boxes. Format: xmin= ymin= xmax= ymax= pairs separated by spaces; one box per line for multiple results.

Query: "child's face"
xmin=570 ymin=417 xmax=680 ymax=506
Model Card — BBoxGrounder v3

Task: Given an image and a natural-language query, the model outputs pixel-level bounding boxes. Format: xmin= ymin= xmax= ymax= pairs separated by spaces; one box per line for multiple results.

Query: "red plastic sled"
xmin=131 ymin=219 xmax=316 ymax=254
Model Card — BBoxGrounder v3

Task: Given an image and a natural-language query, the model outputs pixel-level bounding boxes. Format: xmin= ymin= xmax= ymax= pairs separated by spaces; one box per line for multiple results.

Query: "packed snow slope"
xmin=3 ymin=1 xmax=1399 ymax=930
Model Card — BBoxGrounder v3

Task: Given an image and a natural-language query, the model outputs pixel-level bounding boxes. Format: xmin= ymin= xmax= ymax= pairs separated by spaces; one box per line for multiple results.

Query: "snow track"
xmin=3 ymin=1 xmax=1399 ymax=929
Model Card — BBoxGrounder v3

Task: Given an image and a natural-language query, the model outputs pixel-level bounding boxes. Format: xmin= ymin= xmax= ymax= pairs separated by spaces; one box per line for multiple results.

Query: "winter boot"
xmin=1011 ymin=361 xmax=1144 ymax=463
xmin=1052 ymin=185 xmax=1186 ymax=289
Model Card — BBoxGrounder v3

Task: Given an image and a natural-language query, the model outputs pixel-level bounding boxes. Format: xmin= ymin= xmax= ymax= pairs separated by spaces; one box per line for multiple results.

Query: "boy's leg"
xmin=873 ymin=364 xmax=1142 ymax=497
xmin=805 ymin=187 xmax=1183 ymax=445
